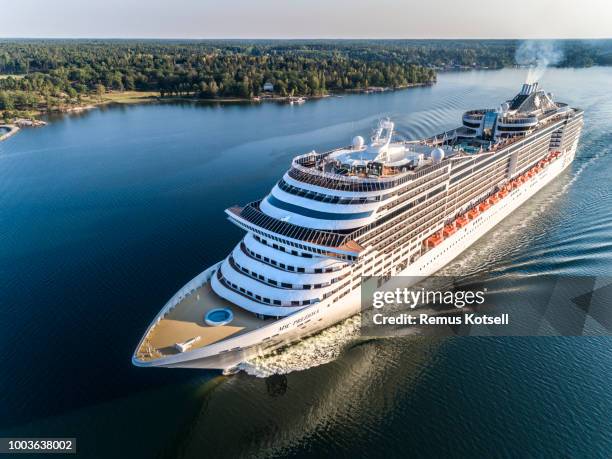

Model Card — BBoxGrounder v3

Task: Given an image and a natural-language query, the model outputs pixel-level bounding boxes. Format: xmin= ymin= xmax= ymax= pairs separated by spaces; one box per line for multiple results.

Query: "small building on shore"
xmin=263 ymin=82 xmax=274 ymax=92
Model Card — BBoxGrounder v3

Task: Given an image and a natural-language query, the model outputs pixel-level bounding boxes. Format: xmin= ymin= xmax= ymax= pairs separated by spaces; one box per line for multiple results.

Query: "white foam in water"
xmin=237 ymin=316 xmax=362 ymax=377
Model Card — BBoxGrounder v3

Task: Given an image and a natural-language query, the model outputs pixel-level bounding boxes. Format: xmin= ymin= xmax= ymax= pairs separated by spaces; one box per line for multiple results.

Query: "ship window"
xmin=266 ymin=195 xmax=373 ymax=220
xmin=482 ymin=111 xmax=497 ymax=140
xmin=273 ymin=300 xmax=281 ymax=305
xmin=297 ymin=267 xmax=305 ymax=273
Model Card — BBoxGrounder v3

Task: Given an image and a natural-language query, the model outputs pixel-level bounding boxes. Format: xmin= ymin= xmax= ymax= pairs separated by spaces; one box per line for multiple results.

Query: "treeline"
xmin=0 ymin=41 xmax=439 ymax=116
xmin=1 ymin=39 xmax=611 ymax=117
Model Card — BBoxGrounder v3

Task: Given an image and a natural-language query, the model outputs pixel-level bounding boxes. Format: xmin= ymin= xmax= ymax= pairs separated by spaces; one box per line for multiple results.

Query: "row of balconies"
xmin=497 ymin=116 xmax=538 ymax=127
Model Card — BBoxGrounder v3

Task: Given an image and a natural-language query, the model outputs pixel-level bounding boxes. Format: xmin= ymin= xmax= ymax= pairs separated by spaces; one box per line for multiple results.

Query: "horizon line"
xmin=1 ymin=36 xmax=612 ymax=41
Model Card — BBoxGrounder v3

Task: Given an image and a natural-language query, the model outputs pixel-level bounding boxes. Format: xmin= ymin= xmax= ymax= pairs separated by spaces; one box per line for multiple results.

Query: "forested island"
xmin=1 ymin=39 xmax=611 ymax=120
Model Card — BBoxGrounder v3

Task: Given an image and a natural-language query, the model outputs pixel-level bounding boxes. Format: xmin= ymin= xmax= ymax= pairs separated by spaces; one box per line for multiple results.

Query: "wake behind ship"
xmin=133 ymin=82 xmax=583 ymax=370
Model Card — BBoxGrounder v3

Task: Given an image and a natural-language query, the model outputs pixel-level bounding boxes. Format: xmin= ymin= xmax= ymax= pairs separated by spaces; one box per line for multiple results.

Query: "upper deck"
xmin=288 ymin=96 xmax=581 ymax=193
xmin=224 ymin=83 xmax=582 ymax=259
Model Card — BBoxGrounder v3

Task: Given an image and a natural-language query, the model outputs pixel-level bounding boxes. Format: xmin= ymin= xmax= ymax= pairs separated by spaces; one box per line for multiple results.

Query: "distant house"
xmin=263 ymin=82 xmax=274 ymax=92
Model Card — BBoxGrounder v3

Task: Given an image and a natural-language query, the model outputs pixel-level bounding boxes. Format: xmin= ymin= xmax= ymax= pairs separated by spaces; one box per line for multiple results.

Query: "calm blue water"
xmin=1 ymin=68 xmax=611 ymax=458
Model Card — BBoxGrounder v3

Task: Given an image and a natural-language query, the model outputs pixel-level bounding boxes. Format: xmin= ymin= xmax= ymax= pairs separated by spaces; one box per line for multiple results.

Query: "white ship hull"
xmin=134 ymin=141 xmax=578 ymax=371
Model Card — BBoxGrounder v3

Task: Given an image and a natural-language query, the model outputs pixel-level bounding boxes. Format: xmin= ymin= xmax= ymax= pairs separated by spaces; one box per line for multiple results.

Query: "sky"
xmin=3 ymin=0 xmax=612 ymax=39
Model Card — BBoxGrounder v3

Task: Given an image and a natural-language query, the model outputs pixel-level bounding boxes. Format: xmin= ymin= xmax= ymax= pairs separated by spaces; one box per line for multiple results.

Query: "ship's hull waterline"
xmin=133 ymin=140 xmax=578 ymax=371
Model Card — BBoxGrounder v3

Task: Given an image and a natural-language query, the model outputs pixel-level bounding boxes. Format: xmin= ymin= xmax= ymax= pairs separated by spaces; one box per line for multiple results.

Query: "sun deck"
xmin=135 ymin=280 xmax=265 ymax=362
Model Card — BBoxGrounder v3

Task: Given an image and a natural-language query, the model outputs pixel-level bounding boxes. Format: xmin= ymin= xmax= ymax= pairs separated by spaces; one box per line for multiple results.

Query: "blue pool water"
xmin=207 ymin=310 xmax=230 ymax=322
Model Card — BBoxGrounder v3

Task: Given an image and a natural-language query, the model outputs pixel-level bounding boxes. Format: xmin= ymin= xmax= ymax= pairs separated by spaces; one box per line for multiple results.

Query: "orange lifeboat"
xmin=455 ymin=216 xmax=469 ymax=228
xmin=499 ymin=189 xmax=509 ymax=198
xmin=479 ymin=201 xmax=491 ymax=212
xmin=467 ymin=208 xmax=480 ymax=220
xmin=489 ymin=194 xmax=500 ymax=204
xmin=443 ymin=224 xmax=457 ymax=237
xmin=426 ymin=232 xmax=444 ymax=248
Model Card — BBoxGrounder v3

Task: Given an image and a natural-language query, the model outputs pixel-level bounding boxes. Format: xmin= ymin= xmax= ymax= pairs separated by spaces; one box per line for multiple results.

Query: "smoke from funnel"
xmin=515 ymin=41 xmax=563 ymax=84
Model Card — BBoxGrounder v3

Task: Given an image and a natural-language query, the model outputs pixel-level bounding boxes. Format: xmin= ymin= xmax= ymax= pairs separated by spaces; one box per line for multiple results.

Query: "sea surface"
xmin=1 ymin=68 xmax=611 ymax=458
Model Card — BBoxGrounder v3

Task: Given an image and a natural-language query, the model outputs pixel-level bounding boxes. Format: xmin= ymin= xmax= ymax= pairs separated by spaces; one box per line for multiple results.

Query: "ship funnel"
xmin=520 ymin=82 xmax=539 ymax=95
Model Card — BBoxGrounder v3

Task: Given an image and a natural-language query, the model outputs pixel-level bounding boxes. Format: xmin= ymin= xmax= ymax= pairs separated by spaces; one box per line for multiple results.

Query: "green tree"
xmin=0 ymin=91 xmax=14 ymax=110
xmin=95 ymin=84 xmax=106 ymax=101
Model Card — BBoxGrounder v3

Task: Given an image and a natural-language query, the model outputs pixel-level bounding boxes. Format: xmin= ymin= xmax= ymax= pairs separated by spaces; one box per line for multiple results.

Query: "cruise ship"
xmin=133 ymin=82 xmax=583 ymax=370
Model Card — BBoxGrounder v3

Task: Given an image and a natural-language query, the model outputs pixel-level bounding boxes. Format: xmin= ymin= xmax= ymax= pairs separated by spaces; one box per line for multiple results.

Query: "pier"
xmin=0 ymin=124 xmax=19 ymax=141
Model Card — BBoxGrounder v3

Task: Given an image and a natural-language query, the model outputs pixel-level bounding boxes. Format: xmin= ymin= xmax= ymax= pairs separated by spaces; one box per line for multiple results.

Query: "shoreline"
xmin=45 ymin=81 xmax=438 ymax=113
xmin=2 ymin=81 xmax=436 ymax=134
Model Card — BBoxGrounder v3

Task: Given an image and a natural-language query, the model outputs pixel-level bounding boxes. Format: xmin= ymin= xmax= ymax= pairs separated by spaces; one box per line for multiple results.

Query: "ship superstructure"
xmin=133 ymin=82 xmax=583 ymax=370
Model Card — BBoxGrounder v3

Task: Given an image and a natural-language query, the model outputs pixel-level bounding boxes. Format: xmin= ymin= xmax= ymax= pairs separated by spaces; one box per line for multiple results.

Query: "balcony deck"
xmin=135 ymin=280 xmax=265 ymax=362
